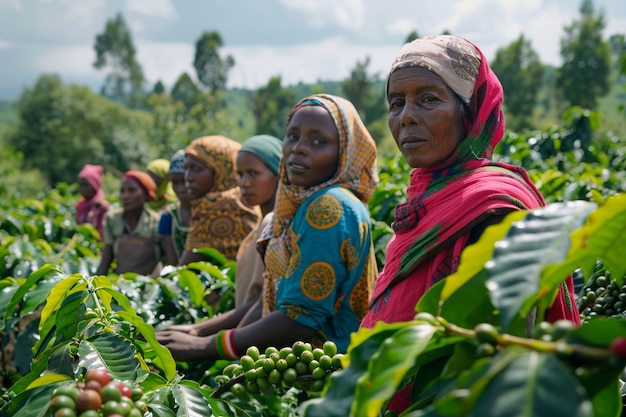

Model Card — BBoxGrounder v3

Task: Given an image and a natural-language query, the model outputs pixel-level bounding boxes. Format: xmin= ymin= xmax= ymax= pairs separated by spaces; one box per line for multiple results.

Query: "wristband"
xmin=215 ymin=329 xmax=240 ymax=360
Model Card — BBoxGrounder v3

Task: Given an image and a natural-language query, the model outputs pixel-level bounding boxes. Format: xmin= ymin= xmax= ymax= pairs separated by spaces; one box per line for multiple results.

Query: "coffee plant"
xmin=1 ymin=108 xmax=626 ymax=416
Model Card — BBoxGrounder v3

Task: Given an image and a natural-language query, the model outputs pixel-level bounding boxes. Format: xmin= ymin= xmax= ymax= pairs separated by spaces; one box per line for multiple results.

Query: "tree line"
xmin=0 ymin=0 xmax=623 ymax=194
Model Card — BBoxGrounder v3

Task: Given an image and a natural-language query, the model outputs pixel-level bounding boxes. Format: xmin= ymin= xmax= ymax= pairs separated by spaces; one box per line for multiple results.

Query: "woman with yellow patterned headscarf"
xmin=146 ymin=159 xmax=177 ymax=211
xmin=157 ymin=95 xmax=379 ymax=361
xmin=178 ymin=135 xmax=260 ymax=265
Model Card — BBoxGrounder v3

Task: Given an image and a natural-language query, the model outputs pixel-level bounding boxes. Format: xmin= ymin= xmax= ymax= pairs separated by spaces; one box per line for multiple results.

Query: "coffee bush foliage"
xmin=1 ymin=109 xmax=625 ymax=416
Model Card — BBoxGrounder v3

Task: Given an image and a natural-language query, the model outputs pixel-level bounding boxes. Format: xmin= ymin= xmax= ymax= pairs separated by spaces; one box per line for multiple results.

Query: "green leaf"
xmin=352 ymin=324 xmax=438 ymax=417
xmin=484 ymin=201 xmax=595 ymax=332
xmin=97 ymin=286 xmax=177 ymax=380
xmin=565 ymin=193 xmax=626 ymax=281
xmin=25 ymin=373 xmax=72 ymax=390
xmin=194 ymin=247 xmax=230 ymax=268
xmin=172 ymin=381 xmax=214 ymax=417
xmin=587 ymin=377 xmax=622 ymax=417
xmin=77 ymin=332 xmax=139 ymax=381
xmin=37 ymin=274 xmax=83 ymax=349
xmin=56 ymin=288 xmax=87 ymax=343
xmin=177 ymin=269 xmax=206 ymax=307
xmin=301 ymin=321 xmax=413 ymax=417
xmin=4 ymin=264 xmax=62 ymax=321
xmin=148 ymin=404 xmax=177 ymax=417
xmin=21 ymin=275 xmax=65 ymax=317
xmin=0 ymin=384 xmax=55 ymax=417
xmin=465 ymin=351 xmax=593 ymax=417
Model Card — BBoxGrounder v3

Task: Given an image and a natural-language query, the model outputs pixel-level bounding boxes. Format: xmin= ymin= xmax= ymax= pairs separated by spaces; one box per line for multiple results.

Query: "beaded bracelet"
xmin=215 ymin=329 xmax=240 ymax=360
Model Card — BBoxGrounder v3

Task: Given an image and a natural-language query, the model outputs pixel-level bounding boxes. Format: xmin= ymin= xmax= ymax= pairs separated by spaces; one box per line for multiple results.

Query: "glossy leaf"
xmin=352 ymin=324 xmax=438 ymax=417
xmin=177 ymin=268 xmax=206 ymax=307
xmin=77 ymin=332 xmax=139 ymax=381
xmin=464 ymin=350 xmax=593 ymax=417
xmin=97 ymin=286 xmax=177 ymax=380
xmin=565 ymin=193 xmax=626 ymax=281
xmin=301 ymin=321 xmax=413 ymax=417
xmin=172 ymin=381 xmax=214 ymax=417
xmin=4 ymin=264 xmax=62 ymax=321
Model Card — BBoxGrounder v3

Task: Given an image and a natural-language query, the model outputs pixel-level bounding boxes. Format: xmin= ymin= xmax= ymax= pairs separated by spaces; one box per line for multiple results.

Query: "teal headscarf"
xmin=239 ymin=135 xmax=283 ymax=175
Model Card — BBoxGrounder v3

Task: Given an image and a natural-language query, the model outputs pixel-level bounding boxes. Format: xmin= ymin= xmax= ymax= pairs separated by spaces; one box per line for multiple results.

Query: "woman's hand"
xmin=161 ymin=324 xmax=198 ymax=336
xmin=155 ymin=330 xmax=214 ymax=361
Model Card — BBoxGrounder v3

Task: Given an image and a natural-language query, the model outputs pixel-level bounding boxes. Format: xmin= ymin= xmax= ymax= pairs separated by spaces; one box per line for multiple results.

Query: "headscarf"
xmin=184 ymin=135 xmax=260 ymax=260
xmin=239 ymin=134 xmax=283 ymax=175
xmin=122 ymin=171 xmax=158 ymax=201
xmin=364 ymin=35 xmax=578 ymax=330
xmin=78 ymin=164 xmax=104 ymax=191
xmin=268 ymin=94 xmax=379 ymax=240
xmin=147 ymin=159 xmax=170 ymax=195
xmin=185 ymin=135 xmax=241 ymax=192
xmin=169 ymin=150 xmax=186 ymax=176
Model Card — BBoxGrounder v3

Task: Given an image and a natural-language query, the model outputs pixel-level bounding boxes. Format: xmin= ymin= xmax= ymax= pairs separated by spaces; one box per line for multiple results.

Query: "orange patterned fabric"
xmin=184 ymin=135 xmax=260 ymax=260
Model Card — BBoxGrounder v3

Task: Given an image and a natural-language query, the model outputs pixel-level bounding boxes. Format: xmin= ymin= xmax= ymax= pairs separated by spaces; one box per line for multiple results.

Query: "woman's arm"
xmin=164 ymin=296 xmax=260 ymax=336
xmin=95 ymin=244 xmax=114 ymax=275
xmin=157 ymin=310 xmax=316 ymax=362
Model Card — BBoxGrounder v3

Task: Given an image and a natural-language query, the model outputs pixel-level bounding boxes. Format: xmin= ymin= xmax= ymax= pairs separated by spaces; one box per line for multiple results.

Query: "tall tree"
xmin=341 ymin=57 xmax=386 ymax=128
xmin=556 ymin=0 xmax=611 ymax=109
xmin=10 ymin=75 xmax=154 ymax=185
xmin=171 ymin=72 xmax=202 ymax=109
xmin=491 ymin=35 xmax=544 ymax=131
xmin=93 ymin=12 xmax=145 ymax=107
xmin=193 ymin=31 xmax=235 ymax=92
xmin=405 ymin=31 xmax=420 ymax=44
xmin=250 ymin=76 xmax=295 ymax=138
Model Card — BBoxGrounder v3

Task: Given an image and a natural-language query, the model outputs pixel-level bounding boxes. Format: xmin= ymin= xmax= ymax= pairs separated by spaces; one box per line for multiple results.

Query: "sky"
xmin=0 ymin=0 xmax=625 ymax=101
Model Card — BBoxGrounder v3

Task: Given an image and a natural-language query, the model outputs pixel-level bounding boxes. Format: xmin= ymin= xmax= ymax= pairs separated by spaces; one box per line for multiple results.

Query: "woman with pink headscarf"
xmin=75 ymin=164 xmax=109 ymax=241
xmin=360 ymin=35 xmax=580 ymax=413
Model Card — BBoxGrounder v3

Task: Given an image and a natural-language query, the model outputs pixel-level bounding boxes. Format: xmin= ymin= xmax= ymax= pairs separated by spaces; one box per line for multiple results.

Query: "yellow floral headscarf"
xmin=270 ymin=94 xmax=379 ymax=238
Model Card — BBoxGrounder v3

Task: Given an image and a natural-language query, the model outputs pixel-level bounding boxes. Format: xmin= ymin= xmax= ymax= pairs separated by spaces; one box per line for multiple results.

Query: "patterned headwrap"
xmin=269 ymin=94 xmax=379 ymax=238
xmin=147 ymin=159 xmax=171 ymax=196
xmin=184 ymin=135 xmax=260 ymax=260
xmin=185 ymin=135 xmax=241 ymax=192
xmin=387 ymin=34 xmax=504 ymax=162
xmin=169 ymin=149 xmax=186 ymax=176
xmin=122 ymin=170 xmax=158 ymax=201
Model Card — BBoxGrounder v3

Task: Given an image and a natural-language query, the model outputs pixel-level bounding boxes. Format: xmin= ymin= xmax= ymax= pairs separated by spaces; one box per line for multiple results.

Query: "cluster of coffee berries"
xmin=215 ymin=340 xmax=344 ymax=398
xmin=579 ymin=273 xmax=626 ymax=319
xmin=47 ymin=368 xmax=146 ymax=417
xmin=473 ymin=322 xmax=501 ymax=358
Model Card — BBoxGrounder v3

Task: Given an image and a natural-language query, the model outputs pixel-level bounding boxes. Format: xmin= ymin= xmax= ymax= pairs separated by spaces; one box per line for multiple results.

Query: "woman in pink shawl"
xmin=75 ymin=164 xmax=109 ymax=241
xmin=360 ymin=35 xmax=580 ymax=413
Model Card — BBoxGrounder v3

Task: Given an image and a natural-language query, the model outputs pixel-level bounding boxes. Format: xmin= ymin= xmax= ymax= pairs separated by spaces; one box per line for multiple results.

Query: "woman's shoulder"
xmin=305 ymin=186 xmax=366 ymax=211
xmin=298 ymin=186 xmax=369 ymax=227
xmin=105 ymin=206 xmax=124 ymax=218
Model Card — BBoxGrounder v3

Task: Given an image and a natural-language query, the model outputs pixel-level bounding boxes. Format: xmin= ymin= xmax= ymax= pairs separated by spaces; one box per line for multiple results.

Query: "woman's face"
xmin=387 ymin=66 xmax=467 ymax=168
xmin=236 ymin=152 xmax=279 ymax=208
xmin=120 ymin=178 xmax=146 ymax=212
xmin=170 ymin=173 xmax=193 ymax=204
xmin=184 ymin=155 xmax=215 ymax=199
xmin=283 ymin=105 xmax=340 ymax=187
xmin=78 ymin=178 xmax=96 ymax=200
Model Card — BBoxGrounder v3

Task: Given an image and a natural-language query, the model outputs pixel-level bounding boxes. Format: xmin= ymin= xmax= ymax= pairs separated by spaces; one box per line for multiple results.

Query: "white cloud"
xmin=35 ymin=45 xmax=98 ymax=76
xmin=385 ymin=18 xmax=417 ymax=38
xmin=0 ymin=40 xmax=12 ymax=49
xmin=136 ymin=41 xmax=195 ymax=88
xmin=225 ymin=37 xmax=398 ymax=89
xmin=126 ymin=0 xmax=177 ymax=19
xmin=280 ymin=0 xmax=365 ymax=31
xmin=56 ymin=0 xmax=107 ymax=28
